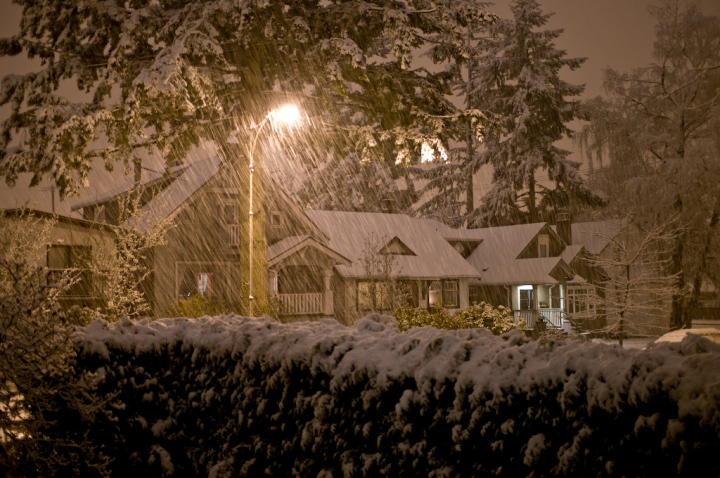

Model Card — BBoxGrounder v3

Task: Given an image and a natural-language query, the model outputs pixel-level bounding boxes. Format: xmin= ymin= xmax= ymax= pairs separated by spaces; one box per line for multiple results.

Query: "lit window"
xmin=197 ymin=273 xmax=212 ymax=298
xmin=428 ymin=281 xmax=442 ymax=306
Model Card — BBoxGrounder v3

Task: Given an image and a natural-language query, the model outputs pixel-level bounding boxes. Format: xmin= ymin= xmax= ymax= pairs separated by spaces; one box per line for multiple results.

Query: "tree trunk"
xmin=669 ymin=195 xmax=686 ymax=330
xmin=527 ymin=173 xmax=537 ymax=223
xmin=466 ymin=127 xmax=474 ymax=218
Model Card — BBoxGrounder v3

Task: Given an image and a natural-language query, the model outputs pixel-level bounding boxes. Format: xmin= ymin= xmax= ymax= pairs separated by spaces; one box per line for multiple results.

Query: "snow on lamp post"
xmin=247 ymin=105 xmax=300 ymax=315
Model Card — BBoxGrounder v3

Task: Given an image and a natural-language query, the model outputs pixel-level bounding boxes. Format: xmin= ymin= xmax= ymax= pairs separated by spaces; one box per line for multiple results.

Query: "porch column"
xmin=323 ymin=269 xmax=333 ymax=316
xmin=416 ymin=280 xmax=425 ymax=309
xmin=459 ymin=278 xmax=469 ymax=309
xmin=532 ymin=284 xmax=539 ymax=310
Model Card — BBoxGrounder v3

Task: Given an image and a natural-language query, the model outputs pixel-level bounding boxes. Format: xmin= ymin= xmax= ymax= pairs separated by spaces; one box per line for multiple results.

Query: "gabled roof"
xmin=472 ymin=257 xmax=574 ymax=285
xmin=0 ymin=208 xmax=116 ymax=232
xmin=551 ymin=220 xmax=623 ymax=255
xmin=457 ymin=222 xmax=574 ymax=285
xmin=436 ymin=222 xmax=548 ymax=260
xmin=559 ymin=244 xmax=585 ymax=265
xmin=305 ymin=211 xmax=480 ymax=279
xmin=71 ymin=163 xmax=190 ymax=211
xmin=265 ymin=176 xmax=329 ymax=244
xmin=126 ymin=156 xmax=221 ymax=233
xmin=267 ymin=235 xmax=351 ymax=268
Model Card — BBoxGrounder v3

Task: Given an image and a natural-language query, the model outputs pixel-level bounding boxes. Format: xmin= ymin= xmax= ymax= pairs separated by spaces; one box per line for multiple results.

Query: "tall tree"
xmin=470 ymin=0 xmax=592 ymax=227
xmin=580 ymin=0 xmax=720 ymax=329
xmin=0 ymin=0 xmax=494 ymax=200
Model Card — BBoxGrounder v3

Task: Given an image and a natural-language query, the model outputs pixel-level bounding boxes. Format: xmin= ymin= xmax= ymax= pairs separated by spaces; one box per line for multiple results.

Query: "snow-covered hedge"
xmin=73 ymin=315 xmax=720 ymax=477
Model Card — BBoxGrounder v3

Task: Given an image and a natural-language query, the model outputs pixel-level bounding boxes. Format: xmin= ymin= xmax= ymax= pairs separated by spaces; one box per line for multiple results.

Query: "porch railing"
xmin=513 ymin=309 xmax=564 ymax=329
xmin=539 ymin=309 xmax=563 ymax=328
xmin=513 ymin=310 xmax=537 ymax=328
xmin=228 ymin=224 xmax=241 ymax=247
xmin=278 ymin=293 xmax=324 ymax=315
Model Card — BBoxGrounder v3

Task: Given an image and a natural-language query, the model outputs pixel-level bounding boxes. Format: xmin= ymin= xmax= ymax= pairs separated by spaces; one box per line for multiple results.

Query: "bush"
xmin=395 ymin=302 xmax=526 ymax=334
xmin=161 ymin=295 xmax=238 ymax=318
xmin=69 ymin=315 xmax=720 ymax=478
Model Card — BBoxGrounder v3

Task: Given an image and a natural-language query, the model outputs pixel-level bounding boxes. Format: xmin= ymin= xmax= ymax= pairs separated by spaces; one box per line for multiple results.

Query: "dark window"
xmin=444 ymin=281 xmax=458 ymax=307
xmin=222 ymin=204 xmax=237 ymax=224
xmin=47 ymin=245 xmax=93 ymax=296
xmin=357 ymin=281 xmax=392 ymax=311
xmin=269 ymin=212 xmax=283 ymax=227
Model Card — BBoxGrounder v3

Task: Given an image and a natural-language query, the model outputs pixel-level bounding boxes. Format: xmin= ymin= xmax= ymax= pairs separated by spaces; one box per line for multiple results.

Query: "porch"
xmin=511 ymin=283 xmax=566 ymax=330
xmin=267 ymin=236 xmax=351 ymax=318
xmin=513 ymin=308 xmax=564 ymax=329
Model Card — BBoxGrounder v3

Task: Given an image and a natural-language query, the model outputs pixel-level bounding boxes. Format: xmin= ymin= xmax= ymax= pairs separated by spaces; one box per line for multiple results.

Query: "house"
xmin=552 ymin=218 xmax=672 ymax=335
xmin=303 ymin=211 xmax=481 ymax=322
xmin=68 ymin=150 xmax=609 ymax=331
xmin=0 ymin=208 xmax=117 ymax=310
xmin=71 ymin=153 xmax=352 ymax=319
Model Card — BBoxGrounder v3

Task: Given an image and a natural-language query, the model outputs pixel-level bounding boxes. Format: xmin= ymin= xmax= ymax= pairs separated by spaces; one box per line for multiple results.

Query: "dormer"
xmin=517 ymin=224 xmax=565 ymax=259
xmin=447 ymin=239 xmax=482 ymax=259
xmin=380 ymin=236 xmax=416 ymax=256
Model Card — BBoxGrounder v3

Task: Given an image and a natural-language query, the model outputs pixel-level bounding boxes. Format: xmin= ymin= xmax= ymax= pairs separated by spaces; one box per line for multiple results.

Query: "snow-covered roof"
xmin=474 ymin=257 xmax=574 ymax=285
xmin=551 ymin=221 xmax=623 ymax=255
xmin=456 ymin=223 xmax=574 ymax=285
xmin=438 ymin=222 xmax=547 ymax=259
xmin=126 ymin=156 xmax=222 ymax=232
xmin=70 ymin=163 xmax=190 ymax=211
xmin=559 ymin=244 xmax=585 ymax=265
xmin=267 ymin=235 xmax=351 ymax=268
xmin=305 ymin=211 xmax=480 ymax=280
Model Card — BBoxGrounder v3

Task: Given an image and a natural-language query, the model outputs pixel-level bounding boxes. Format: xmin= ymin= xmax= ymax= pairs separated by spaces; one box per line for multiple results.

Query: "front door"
xmin=519 ymin=289 xmax=533 ymax=310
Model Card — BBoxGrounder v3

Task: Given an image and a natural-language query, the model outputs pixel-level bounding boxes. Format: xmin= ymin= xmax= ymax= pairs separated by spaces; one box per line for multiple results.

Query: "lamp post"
xmin=247 ymin=105 xmax=300 ymax=316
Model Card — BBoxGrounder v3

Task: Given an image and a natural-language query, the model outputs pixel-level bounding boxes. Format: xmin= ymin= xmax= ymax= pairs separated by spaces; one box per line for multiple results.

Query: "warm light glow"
xmin=276 ymin=105 xmax=300 ymax=125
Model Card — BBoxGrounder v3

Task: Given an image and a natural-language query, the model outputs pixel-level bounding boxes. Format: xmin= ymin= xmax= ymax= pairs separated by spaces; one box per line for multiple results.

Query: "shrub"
xmin=395 ymin=302 xmax=526 ymax=334
xmin=161 ymin=295 xmax=238 ymax=318
xmin=0 ymin=261 xmax=108 ymax=477
xmin=69 ymin=315 xmax=720 ymax=478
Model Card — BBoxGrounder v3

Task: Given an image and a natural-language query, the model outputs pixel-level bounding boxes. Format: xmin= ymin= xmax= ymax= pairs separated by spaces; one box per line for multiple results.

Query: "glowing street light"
xmin=247 ymin=105 xmax=301 ymax=315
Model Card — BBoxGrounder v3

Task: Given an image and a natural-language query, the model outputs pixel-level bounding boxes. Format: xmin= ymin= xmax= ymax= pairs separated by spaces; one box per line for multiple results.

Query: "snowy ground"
xmin=591 ymin=337 xmax=658 ymax=349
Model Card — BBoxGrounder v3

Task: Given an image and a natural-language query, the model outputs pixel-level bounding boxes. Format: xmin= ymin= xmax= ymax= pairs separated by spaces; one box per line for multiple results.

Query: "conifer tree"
xmin=0 ymin=0 xmax=494 ymax=200
xmin=471 ymin=0 xmax=592 ymax=227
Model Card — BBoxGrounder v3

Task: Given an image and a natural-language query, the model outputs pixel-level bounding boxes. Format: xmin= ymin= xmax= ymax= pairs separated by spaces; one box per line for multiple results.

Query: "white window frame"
xmin=567 ymin=285 xmax=597 ymax=316
xmin=538 ymin=234 xmax=549 ymax=258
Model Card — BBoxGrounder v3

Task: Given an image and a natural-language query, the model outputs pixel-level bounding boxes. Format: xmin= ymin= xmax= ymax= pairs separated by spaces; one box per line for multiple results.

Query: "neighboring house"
xmin=304 ymin=211 xmax=481 ymax=322
xmin=434 ymin=219 xmax=603 ymax=330
xmin=71 ymin=154 xmax=351 ymax=319
xmin=1 ymin=208 xmax=117 ymax=310
xmin=553 ymin=219 xmax=672 ymax=335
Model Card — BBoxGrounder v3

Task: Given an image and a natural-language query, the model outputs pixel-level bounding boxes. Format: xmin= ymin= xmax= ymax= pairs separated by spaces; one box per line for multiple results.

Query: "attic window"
xmin=379 ymin=237 xmax=416 ymax=256
xmin=538 ymin=234 xmax=549 ymax=258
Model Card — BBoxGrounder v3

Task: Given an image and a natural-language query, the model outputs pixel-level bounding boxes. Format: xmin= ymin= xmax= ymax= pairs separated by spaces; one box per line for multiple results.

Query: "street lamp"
xmin=247 ymin=105 xmax=301 ymax=315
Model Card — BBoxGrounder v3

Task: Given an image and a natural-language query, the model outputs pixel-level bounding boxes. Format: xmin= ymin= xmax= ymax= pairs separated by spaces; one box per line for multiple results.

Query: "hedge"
xmin=70 ymin=315 xmax=720 ymax=477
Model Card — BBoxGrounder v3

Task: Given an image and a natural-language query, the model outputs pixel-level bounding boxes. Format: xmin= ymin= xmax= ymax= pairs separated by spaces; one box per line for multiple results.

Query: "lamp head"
xmin=276 ymin=105 xmax=300 ymax=125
